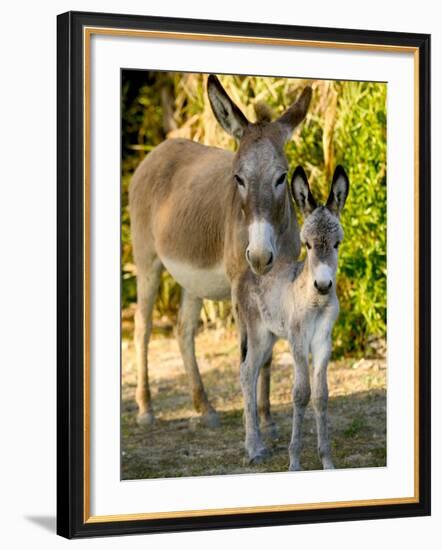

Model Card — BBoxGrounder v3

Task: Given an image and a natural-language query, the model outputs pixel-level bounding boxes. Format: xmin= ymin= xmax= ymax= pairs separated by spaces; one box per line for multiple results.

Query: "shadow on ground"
xmin=25 ymin=516 xmax=56 ymax=533
xmin=121 ymin=330 xmax=386 ymax=480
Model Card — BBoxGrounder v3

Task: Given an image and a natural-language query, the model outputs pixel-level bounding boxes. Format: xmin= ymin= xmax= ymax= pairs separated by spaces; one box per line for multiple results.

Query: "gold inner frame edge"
xmin=82 ymin=26 xmax=421 ymax=524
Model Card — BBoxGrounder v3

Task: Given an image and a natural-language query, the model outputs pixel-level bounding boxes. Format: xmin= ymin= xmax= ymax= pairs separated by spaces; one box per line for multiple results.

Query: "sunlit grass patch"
xmin=121 ymin=328 xmax=386 ymax=480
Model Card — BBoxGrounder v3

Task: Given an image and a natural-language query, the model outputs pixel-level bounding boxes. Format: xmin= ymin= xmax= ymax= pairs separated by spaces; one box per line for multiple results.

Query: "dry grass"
xmin=121 ymin=326 xmax=386 ymax=480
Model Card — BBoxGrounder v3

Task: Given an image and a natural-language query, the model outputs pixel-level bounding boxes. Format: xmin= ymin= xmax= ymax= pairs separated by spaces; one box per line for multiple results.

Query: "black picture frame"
xmin=57 ymin=10 xmax=431 ymax=539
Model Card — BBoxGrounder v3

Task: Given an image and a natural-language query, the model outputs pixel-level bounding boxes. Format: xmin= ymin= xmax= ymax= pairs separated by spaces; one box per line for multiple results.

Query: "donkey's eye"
xmin=275 ymin=173 xmax=287 ymax=187
xmin=334 ymin=241 xmax=341 ymax=249
xmin=234 ymin=174 xmax=245 ymax=187
xmin=305 ymin=242 xmax=312 ymax=250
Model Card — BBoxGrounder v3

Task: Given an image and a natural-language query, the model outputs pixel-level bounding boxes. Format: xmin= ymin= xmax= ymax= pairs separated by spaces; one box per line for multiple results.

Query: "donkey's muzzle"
xmin=246 ymin=248 xmax=274 ymax=276
xmin=314 ymin=279 xmax=333 ymax=295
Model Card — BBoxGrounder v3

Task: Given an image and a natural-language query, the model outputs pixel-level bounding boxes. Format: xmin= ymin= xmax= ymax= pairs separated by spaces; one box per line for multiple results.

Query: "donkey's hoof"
xmin=288 ymin=463 xmax=303 ymax=472
xmin=247 ymin=448 xmax=271 ymax=465
xmin=136 ymin=411 xmax=155 ymax=427
xmin=189 ymin=410 xmax=220 ymax=429
xmin=322 ymin=461 xmax=335 ymax=470
xmin=262 ymin=422 xmax=279 ymax=441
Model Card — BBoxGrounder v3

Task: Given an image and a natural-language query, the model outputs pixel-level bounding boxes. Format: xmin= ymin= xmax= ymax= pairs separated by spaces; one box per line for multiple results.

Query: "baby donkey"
xmin=237 ymin=165 xmax=350 ymax=470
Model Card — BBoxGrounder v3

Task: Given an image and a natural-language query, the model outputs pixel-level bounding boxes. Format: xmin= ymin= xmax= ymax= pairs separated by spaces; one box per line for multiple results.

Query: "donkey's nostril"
xmin=314 ymin=280 xmax=332 ymax=294
xmin=246 ymin=248 xmax=274 ymax=275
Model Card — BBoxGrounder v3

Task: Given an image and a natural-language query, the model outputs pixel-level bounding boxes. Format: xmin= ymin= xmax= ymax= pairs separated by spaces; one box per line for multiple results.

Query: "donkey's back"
xmin=129 ymin=137 xmax=234 ymax=211
xmin=129 ymin=138 xmax=236 ymax=274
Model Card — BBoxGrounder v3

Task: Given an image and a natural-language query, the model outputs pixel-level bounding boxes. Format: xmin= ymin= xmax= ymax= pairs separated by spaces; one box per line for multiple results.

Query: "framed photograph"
xmin=57 ymin=11 xmax=431 ymax=539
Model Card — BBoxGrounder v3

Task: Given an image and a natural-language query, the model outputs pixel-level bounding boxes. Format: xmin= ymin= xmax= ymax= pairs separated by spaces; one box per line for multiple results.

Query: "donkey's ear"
xmin=207 ymin=75 xmax=249 ymax=140
xmin=326 ymin=165 xmax=349 ymax=217
xmin=275 ymin=86 xmax=312 ymax=142
xmin=290 ymin=166 xmax=317 ymax=216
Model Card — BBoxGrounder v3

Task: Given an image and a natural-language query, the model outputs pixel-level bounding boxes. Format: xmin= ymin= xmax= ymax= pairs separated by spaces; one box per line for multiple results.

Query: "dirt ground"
xmin=121 ymin=326 xmax=386 ymax=480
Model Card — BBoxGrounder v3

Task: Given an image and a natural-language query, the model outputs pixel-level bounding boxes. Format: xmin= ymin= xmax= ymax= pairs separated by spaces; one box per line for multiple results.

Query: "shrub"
xmin=121 ymin=72 xmax=387 ymax=357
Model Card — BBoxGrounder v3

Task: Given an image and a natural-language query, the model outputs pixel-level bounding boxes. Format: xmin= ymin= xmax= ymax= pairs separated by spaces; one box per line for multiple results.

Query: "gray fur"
xmin=237 ymin=166 xmax=349 ymax=469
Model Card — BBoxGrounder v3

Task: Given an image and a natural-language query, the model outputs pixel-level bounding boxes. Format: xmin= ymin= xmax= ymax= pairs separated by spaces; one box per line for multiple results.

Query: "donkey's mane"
xmin=254 ymin=101 xmax=273 ymax=124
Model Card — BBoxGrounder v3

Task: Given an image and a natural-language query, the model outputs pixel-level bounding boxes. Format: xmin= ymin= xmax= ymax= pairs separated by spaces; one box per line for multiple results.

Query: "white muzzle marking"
xmin=246 ymin=220 xmax=276 ymax=273
xmin=314 ymin=263 xmax=333 ymax=287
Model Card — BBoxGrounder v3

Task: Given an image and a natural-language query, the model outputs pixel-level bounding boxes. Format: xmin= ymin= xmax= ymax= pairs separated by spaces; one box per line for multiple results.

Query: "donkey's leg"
xmin=240 ymin=329 xmax=274 ymax=463
xmin=288 ymin=342 xmax=311 ymax=471
xmin=257 ymin=355 xmax=278 ymax=440
xmin=177 ymin=290 xmax=220 ymax=428
xmin=134 ymin=257 xmax=163 ymax=426
xmin=311 ymin=331 xmax=334 ymax=469
xmin=235 ymin=301 xmax=273 ymax=440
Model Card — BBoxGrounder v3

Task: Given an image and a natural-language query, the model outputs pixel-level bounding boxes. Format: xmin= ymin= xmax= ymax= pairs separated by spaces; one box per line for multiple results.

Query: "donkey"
xmin=129 ymin=75 xmax=312 ymax=428
xmin=236 ymin=165 xmax=349 ymax=467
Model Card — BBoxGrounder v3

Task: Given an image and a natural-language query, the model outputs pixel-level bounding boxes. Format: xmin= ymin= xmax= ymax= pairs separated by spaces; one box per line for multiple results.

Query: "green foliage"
xmin=121 ymin=72 xmax=387 ymax=356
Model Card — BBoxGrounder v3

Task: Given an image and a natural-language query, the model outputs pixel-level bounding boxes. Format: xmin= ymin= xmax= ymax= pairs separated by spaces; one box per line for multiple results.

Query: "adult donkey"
xmin=129 ymin=75 xmax=312 ymax=428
